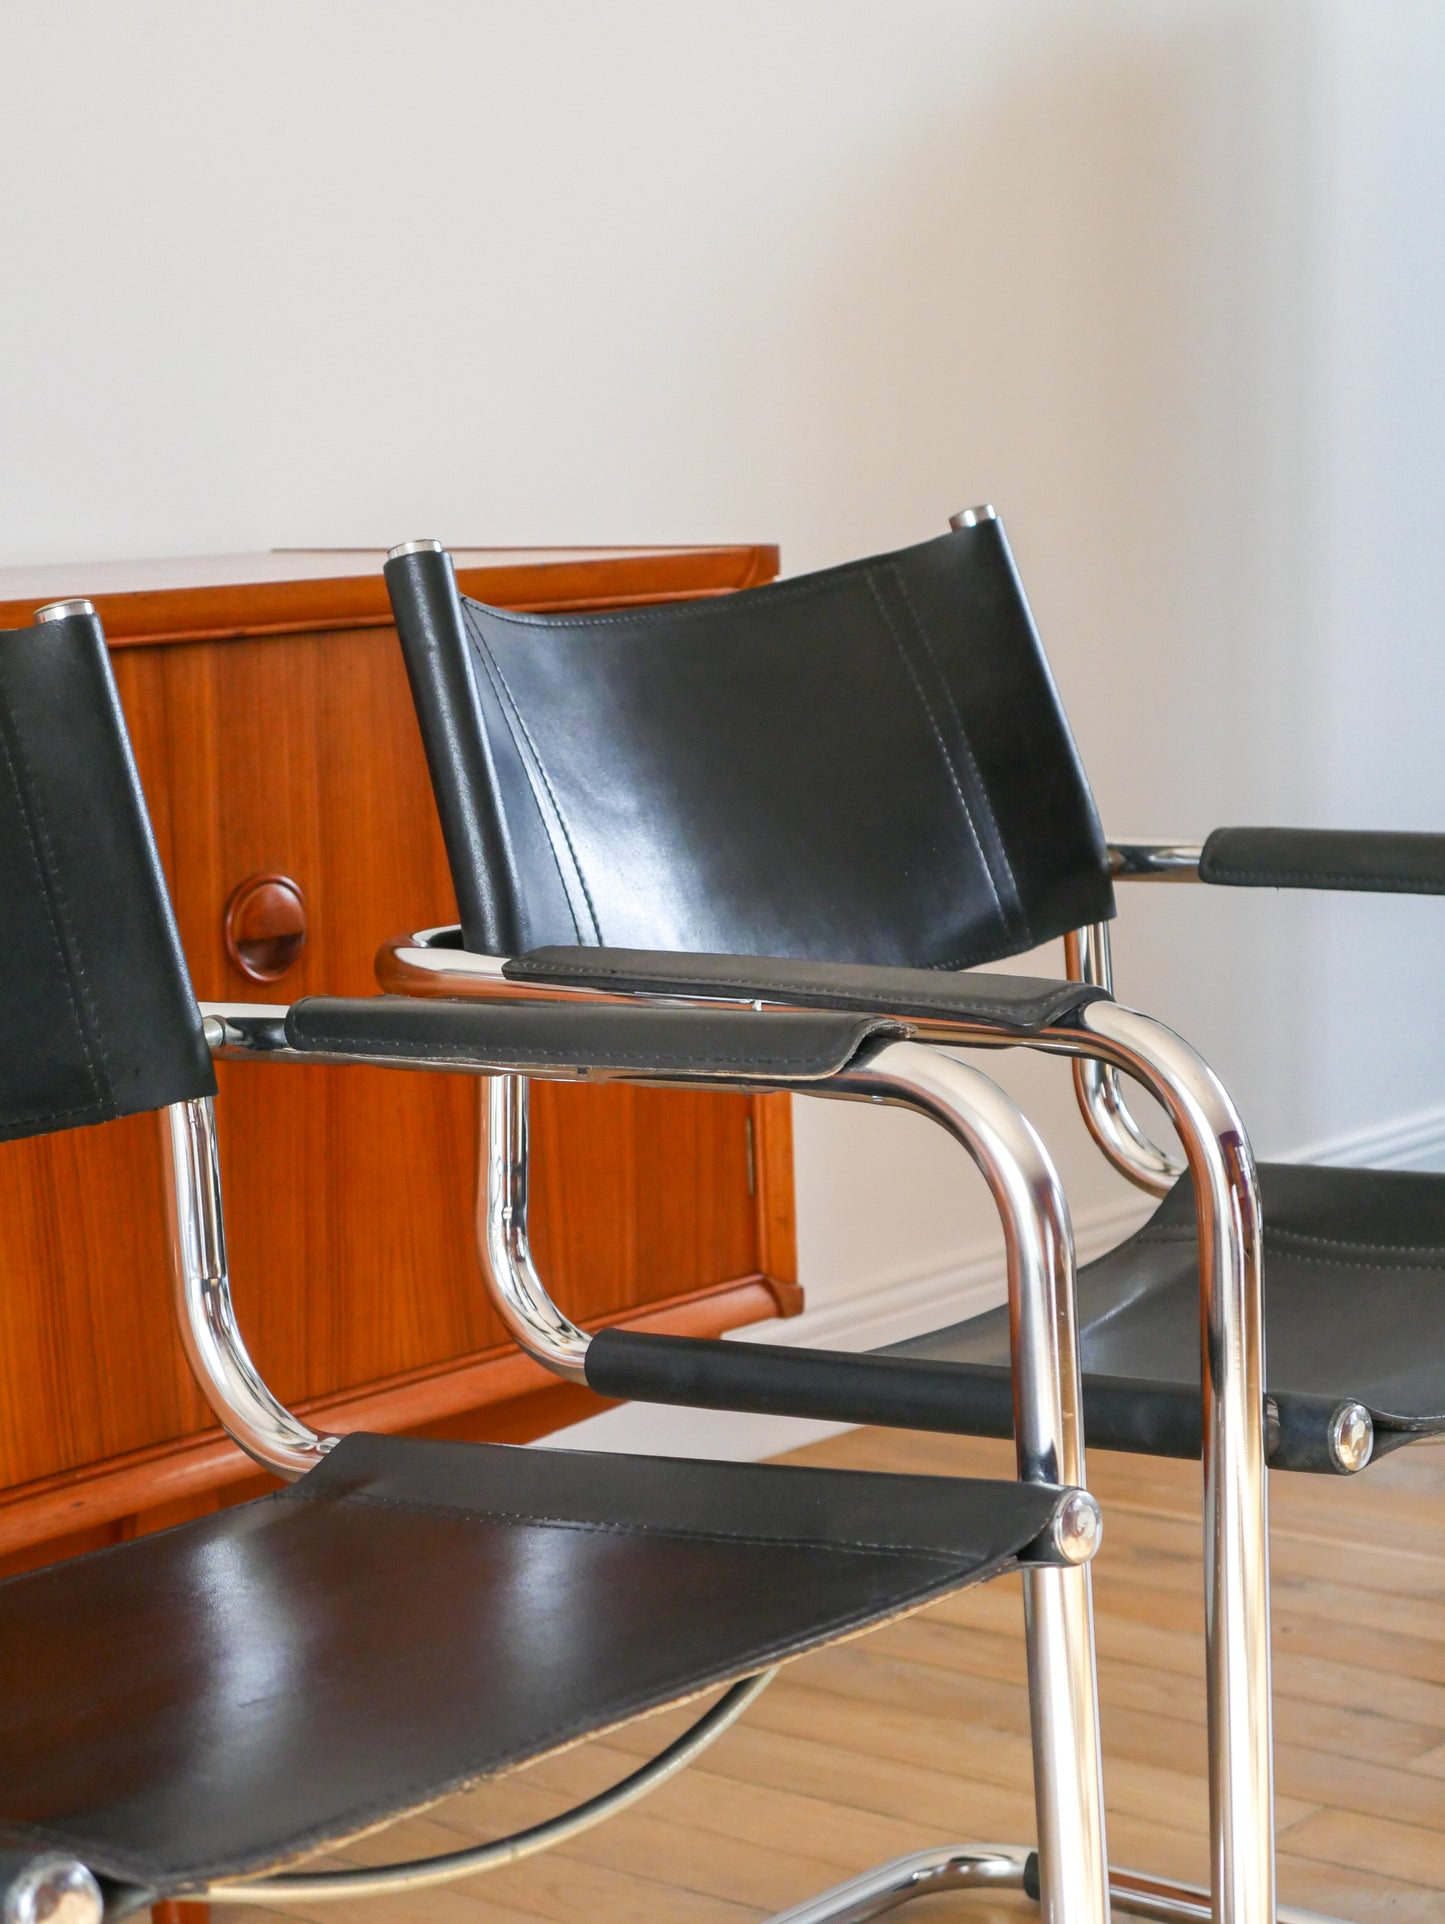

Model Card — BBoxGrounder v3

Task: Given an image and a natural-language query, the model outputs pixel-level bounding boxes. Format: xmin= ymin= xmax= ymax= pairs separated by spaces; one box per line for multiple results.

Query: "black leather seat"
xmin=0 ymin=598 xmax=1093 ymax=1920
xmin=0 ymin=1431 xmax=1054 ymax=1901
xmin=891 ymin=1161 xmax=1445 ymax=1468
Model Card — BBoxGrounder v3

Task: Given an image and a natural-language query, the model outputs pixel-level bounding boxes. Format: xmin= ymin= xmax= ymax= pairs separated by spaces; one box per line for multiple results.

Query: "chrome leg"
xmin=763 ymin=1844 xmax=1032 ymax=1923
xmin=476 ymin=1043 xmax=1109 ymax=1924
xmin=766 ymin=1852 xmax=1342 ymax=1924
xmin=160 ymin=1097 xmax=335 ymax=1481
xmin=835 ymin=1043 xmax=1109 ymax=1924
xmin=479 ymin=1073 xmax=590 ymax=1381
xmin=1077 ymin=1004 xmax=1273 ymax=1924
xmin=1107 ymin=1867 xmax=1336 ymax=1924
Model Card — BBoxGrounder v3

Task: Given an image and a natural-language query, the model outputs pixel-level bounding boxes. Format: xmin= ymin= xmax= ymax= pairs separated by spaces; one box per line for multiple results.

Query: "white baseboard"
xmin=1288 ymin=1097 xmax=1445 ymax=1173
xmin=535 ymin=1098 xmax=1445 ymax=1461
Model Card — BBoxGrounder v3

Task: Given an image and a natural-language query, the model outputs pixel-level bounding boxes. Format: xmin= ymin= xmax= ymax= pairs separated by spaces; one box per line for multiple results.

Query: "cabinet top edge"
xmin=0 ymin=544 xmax=781 ymax=648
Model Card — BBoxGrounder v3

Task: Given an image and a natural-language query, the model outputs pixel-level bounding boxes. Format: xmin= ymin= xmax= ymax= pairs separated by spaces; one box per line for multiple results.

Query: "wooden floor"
xmin=220 ymin=1428 xmax=1445 ymax=1924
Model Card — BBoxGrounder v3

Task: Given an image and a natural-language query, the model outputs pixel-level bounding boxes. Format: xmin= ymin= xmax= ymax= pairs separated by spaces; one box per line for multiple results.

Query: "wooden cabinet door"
xmin=0 ymin=549 xmax=794 ymax=1569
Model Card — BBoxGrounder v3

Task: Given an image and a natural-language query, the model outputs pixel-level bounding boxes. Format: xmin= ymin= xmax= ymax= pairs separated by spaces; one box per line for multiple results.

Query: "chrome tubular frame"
xmin=181 ymin=1016 xmax=1110 ymax=1915
xmin=202 ymin=1668 xmax=775 ymax=1904
xmin=1064 ymin=923 xmax=1185 ymax=1196
xmin=1073 ymin=1001 xmax=1272 ymax=1924
xmin=1070 ymin=839 xmax=1204 ymax=1190
xmin=770 ymin=1852 xmax=1337 ymax=1924
xmin=766 ymin=1844 xmax=1036 ymax=1923
xmin=478 ymin=1040 xmax=1110 ymax=1924
xmin=162 ymin=1050 xmax=779 ymax=1905
xmin=836 ymin=1042 xmax=1108 ymax=1924
xmin=208 ymin=966 xmax=1273 ymax=1924
xmin=481 ymin=1074 xmax=589 ymax=1381
xmin=1107 ymin=841 xmax=1203 ymax=882
xmin=159 ymin=1096 xmax=336 ymax=1481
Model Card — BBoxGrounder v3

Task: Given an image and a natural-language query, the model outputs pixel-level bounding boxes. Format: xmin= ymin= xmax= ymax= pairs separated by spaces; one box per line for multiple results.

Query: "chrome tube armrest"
xmin=1107 ymin=841 xmax=1202 ymax=881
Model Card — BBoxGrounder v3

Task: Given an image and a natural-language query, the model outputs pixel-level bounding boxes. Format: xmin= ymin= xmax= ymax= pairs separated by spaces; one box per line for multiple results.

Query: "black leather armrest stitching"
xmin=287 ymin=1032 xmax=884 ymax=1069
xmin=503 ymin=952 xmax=1106 ymax=1032
xmin=1199 ymin=827 xmax=1445 ymax=894
xmin=1204 ymin=865 xmax=1442 ymax=890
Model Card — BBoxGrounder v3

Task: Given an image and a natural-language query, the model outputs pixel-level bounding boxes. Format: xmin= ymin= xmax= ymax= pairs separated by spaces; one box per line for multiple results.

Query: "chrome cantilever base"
xmin=765 ymin=1843 xmax=1034 ymax=1922
xmin=764 ymin=1849 xmax=1341 ymax=1924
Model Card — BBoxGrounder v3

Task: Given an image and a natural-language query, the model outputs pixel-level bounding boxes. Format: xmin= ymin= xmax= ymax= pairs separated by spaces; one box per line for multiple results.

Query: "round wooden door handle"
xmin=224 ymin=873 xmax=308 ymax=982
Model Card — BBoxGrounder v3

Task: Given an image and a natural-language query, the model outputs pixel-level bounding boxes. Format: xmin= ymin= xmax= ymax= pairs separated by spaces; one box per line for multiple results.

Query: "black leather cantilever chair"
xmin=0 ymin=599 xmax=1110 ymax=1922
xmin=376 ymin=514 xmax=1437 ymax=1924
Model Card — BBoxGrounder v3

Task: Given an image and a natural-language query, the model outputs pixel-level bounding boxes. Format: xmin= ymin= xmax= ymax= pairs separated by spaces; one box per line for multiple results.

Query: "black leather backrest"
xmin=0 ymin=608 xmax=215 ymax=1144
xmin=387 ymin=520 xmax=1113 ymax=965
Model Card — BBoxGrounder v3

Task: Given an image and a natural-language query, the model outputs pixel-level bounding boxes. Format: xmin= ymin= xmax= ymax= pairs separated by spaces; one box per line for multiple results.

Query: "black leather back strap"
xmin=505 ymin=947 xmax=1108 ymax=1034
xmin=386 ymin=525 xmax=1115 ymax=968
xmin=284 ymin=995 xmax=905 ymax=1081
xmin=0 ymin=611 xmax=214 ymax=1143
xmin=1200 ymin=826 xmax=1445 ymax=894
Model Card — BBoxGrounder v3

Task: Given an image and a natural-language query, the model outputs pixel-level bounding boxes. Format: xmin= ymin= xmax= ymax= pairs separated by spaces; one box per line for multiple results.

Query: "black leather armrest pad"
xmin=586 ymin=1329 xmax=1018 ymax=1436
xmin=1200 ymin=827 xmax=1445 ymax=894
xmin=284 ymin=996 xmax=903 ymax=1082
xmin=503 ymin=948 xmax=1108 ymax=1033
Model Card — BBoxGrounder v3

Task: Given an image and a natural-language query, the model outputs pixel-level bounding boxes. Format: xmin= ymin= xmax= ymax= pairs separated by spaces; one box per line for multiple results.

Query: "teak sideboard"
xmin=0 ymin=543 xmax=795 ymax=1578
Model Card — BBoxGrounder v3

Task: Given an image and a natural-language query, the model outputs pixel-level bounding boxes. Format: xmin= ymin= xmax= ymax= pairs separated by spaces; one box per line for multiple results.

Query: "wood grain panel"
xmin=0 ymin=547 xmax=795 ymax=1558
xmin=0 ymin=544 xmax=780 ymax=646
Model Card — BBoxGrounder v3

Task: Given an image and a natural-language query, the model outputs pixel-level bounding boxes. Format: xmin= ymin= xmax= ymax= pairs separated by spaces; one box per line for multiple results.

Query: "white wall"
xmin=4 ymin=2 xmax=1443 ymax=1451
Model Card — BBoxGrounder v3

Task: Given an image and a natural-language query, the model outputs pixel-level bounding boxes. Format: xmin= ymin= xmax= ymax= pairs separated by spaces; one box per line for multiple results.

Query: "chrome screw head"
xmin=3 ymin=1857 xmax=103 ymax=1924
xmin=1052 ymin=1489 xmax=1103 ymax=1564
xmin=1330 ymin=1402 xmax=1374 ymax=1474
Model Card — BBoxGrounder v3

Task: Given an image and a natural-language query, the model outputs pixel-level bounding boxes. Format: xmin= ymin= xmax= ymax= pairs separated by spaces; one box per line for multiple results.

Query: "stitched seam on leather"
xmin=0 ymin=693 xmax=106 ymax=1117
xmin=1267 ymin=1228 xmax=1445 ymax=1256
xmin=461 ymin=610 xmax=587 ymax=943
xmin=504 ymin=958 xmax=1084 ymax=1027
xmin=888 ymin=563 xmax=1033 ymax=948
xmin=864 ymin=571 xmax=1004 ymax=926
xmin=1203 ymin=864 xmax=1443 ymax=888
xmin=0 ymin=708 xmax=114 ymax=1106
xmin=1133 ymin=1226 xmax=1445 ymax=1268
xmin=288 ymin=1482 xmax=987 ymax=1561
xmin=465 ymin=571 xmax=1030 ymax=971
xmin=466 ymin=624 xmax=602 ymax=942
xmin=0 ymin=1100 xmax=110 ymax=1126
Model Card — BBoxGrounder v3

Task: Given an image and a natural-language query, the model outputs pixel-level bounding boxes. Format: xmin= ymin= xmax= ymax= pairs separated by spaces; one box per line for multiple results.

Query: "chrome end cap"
xmin=948 ymin=504 xmax=997 ymax=531
xmin=34 ymin=598 xmax=96 ymax=624
xmin=1052 ymin=1488 xmax=1102 ymax=1564
xmin=1330 ymin=1401 xmax=1374 ymax=1474
xmin=3 ymin=1856 xmax=103 ymax=1924
xmin=386 ymin=539 xmax=445 ymax=562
